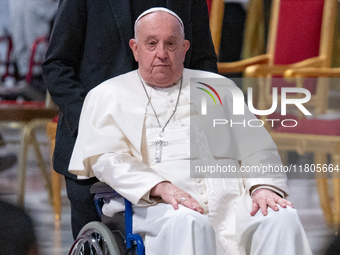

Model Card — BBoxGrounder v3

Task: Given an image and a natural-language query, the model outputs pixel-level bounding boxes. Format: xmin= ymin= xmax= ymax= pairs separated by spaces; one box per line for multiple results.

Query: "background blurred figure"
xmin=0 ymin=0 xmax=58 ymax=101
xmin=0 ymin=0 xmax=11 ymax=82
xmin=7 ymin=0 xmax=58 ymax=81
xmin=0 ymin=0 xmax=10 ymax=44
xmin=0 ymin=0 xmax=9 ymax=36
xmin=0 ymin=199 xmax=39 ymax=255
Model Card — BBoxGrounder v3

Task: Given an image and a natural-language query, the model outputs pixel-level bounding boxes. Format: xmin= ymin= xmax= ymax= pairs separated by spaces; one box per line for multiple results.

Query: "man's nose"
xmin=156 ymin=44 xmax=168 ymax=59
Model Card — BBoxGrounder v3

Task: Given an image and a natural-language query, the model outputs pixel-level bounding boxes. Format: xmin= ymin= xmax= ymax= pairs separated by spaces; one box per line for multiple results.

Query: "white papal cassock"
xmin=69 ymin=69 xmax=312 ymax=255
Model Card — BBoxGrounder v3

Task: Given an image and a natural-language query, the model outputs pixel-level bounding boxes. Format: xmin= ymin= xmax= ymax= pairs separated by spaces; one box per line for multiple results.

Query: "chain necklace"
xmin=138 ymin=71 xmax=183 ymax=162
xmin=138 ymin=71 xmax=183 ymax=137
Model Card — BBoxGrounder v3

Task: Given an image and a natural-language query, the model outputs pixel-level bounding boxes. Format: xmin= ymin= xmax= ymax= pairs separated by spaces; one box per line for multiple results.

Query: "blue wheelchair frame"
xmin=93 ymin=185 xmax=145 ymax=255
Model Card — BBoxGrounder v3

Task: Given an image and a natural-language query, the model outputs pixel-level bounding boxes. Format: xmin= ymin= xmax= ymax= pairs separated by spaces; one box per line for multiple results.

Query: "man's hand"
xmin=250 ymin=188 xmax=294 ymax=216
xmin=151 ymin=181 xmax=204 ymax=214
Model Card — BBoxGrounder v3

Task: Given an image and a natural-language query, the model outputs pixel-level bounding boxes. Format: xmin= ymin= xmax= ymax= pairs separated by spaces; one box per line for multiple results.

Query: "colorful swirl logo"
xmin=196 ymin=82 xmax=222 ymax=106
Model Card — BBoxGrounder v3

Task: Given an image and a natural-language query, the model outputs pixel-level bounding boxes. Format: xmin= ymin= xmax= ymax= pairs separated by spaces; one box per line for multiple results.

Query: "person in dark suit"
xmin=42 ymin=0 xmax=217 ymax=239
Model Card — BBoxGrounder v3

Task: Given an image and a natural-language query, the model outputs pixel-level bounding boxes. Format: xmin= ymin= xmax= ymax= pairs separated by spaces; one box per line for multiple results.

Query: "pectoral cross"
xmin=149 ymin=133 xmax=170 ymax=163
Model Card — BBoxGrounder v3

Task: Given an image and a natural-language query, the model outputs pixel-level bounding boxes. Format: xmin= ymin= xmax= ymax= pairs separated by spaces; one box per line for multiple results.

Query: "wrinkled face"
xmin=129 ymin=12 xmax=190 ymax=87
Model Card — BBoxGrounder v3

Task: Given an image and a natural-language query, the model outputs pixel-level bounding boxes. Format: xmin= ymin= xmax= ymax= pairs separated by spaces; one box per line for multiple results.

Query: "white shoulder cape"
xmin=69 ymin=69 xmax=277 ymax=178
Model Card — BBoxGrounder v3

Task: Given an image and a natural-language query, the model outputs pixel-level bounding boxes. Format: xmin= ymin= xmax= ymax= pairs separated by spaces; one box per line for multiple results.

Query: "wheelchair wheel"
xmin=69 ymin=221 xmax=121 ymax=255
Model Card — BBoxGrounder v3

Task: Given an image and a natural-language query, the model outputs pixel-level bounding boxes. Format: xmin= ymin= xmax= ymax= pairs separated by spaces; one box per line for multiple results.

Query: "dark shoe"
xmin=0 ymin=154 xmax=17 ymax=173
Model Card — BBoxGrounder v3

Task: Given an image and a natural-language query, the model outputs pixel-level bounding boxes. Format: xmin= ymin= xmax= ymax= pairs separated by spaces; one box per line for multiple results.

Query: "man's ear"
xmin=183 ymin=40 xmax=190 ymax=52
xmin=129 ymin=39 xmax=139 ymax=62
xmin=182 ymin=40 xmax=190 ymax=60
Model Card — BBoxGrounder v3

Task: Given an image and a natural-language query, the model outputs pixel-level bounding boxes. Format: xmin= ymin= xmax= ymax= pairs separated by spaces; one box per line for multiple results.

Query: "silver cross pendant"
xmin=150 ymin=135 xmax=171 ymax=163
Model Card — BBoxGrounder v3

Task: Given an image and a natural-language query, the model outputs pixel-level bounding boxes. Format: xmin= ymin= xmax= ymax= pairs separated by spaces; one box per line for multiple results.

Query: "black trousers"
xmin=65 ymin=176 xmax=101 ymax=239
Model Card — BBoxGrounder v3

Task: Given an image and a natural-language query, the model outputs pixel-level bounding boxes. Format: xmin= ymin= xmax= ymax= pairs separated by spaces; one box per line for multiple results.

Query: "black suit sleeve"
xmin=43 ymin=0 xmax=87 ymax=136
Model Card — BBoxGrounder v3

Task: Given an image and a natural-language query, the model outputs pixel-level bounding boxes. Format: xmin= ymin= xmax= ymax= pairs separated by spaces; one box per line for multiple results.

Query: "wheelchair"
xmin=68 ymin=182 xmax=145 ymax=255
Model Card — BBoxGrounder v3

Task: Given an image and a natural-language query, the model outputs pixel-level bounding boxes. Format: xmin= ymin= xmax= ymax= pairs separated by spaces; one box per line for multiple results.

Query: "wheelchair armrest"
xmin=90 ymin=181 xmax=116 ymax=194
xmin=92 ymin=182 xmax=122 ymax=220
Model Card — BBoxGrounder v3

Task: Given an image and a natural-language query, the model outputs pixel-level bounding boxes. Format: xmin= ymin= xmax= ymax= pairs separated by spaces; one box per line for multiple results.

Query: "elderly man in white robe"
xmin=68 ymin=7 xmax=312 ymax=255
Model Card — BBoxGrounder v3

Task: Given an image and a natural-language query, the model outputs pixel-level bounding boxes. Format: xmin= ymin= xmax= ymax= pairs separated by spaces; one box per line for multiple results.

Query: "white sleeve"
xmin=241 ymin=149 xmax=289 ymax=197
xmin=90 ymin=152 xmax=168 ymax=206
xmin=68 ymin=86 xmax=168 ymax=205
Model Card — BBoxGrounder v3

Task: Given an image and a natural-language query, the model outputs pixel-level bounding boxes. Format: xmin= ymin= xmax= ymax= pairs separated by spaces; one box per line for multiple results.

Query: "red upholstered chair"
xmin=243 ymin=0 xmax=339 ymax=229
xmin=210 ymin=0 xmax=336 ymax=75
xmin=244 ymin=0 xmax=336 ymax=114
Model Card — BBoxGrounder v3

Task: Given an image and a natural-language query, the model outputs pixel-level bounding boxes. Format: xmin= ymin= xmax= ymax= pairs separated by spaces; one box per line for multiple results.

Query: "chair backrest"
xmin=241 ymin=0 xmax=266 ymax=60
xmin=210 ymin=0 xmax=337 ymax=117
xmin=268 ymin=0 xmax=335 ymax=68
xmin=210 ymin=0 xmax=336 ymax=65
xmin=209 ymin=0 xmax=225 ymax=56
xmin=210 ymin=0 xmax=267 ymax=60
xmin=25 ymin=35 xmax=49 ymax=84
xmin=262 ymin=0 xmax=336 ymax=116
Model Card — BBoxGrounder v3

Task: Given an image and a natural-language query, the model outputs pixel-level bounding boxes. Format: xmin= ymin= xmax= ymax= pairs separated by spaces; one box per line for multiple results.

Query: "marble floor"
xmin=0 ymin=126 xmax=336 ymax=255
